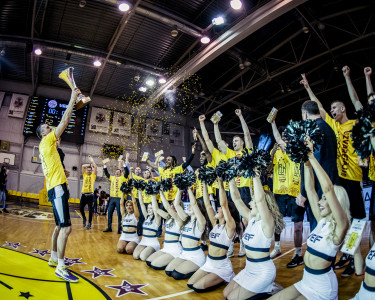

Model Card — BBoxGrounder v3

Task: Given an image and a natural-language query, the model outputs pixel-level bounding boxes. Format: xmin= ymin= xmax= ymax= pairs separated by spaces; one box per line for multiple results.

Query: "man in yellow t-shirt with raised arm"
xmin=37 ymin=88 xmax=80 ymax=283
xmin=79 ymin=155 xmax=97 ymax=230
xmin=103 ymin=159 xmax=129 ymax=234
xmin=146 ymin=145 xmax=196 ymax=202
xmin=213 ymin=109 xmax=253 ymax=258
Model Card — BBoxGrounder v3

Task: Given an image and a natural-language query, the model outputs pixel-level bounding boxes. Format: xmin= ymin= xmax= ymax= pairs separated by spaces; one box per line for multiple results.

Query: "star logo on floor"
xmin=106 ymin=280 xmax=148 ymax=297
xmin=64 ymin=257 xmax=86 ymax=267
xmin=3 ymin=241 xmax=26 ymax=249
xmin=81 ymin=266 xmax=116 ymax=279
xmin=29 ymin=249 xmax=51 ymax=257
xmin=19 ymin=291 xmax=33 ymax=299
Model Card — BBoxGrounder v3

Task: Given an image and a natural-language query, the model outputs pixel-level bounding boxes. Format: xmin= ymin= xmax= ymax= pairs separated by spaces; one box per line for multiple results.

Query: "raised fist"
xmin=342 ymin=66 xmax=350 ymax=77
xmin=199 ymin=115 xmax=206 ymax=122
xmin=364 ymin=67 xmax=372 ymax=76
xmin=235 ymin=109 xmax=242 ymax=116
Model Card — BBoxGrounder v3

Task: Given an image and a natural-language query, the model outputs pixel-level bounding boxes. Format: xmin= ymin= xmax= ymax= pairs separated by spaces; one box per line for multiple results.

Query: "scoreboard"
xmin=23 ymin=96 xmax=88 ymax=144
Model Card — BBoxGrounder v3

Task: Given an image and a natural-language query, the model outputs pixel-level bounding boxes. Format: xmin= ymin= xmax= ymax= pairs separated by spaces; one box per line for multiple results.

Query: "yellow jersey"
xmin=109 ymin=175 xmax=127 ymax=198
xmin=39 ymin=131 xmax=67 ymax=191
xmin=272 ymin=149 xmax=289 ymax=195
xmin=325 ymin=114 xmax=362 ymax=181
xmin=158 ymin=165 xmax=184 ymax=201
xmin=369 ymin=155 xmax=375 ymax=181
xmin=209 ymin=148 xmax=228 ymax=191
xmin=226 ymin=147 xmax=253 ymax=188
xmin=288 ymin=160 xmax=301 ymax=198
xmin=195 ymin=171 xmax=215 ymax=199
xmin=81 ymin=172 xmax=96 ymax=194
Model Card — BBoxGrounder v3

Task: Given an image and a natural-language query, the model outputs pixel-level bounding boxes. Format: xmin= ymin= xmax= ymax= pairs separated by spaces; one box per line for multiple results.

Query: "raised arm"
xmin=194 ymin=128 xmax=212 ymax=163
xmin=253 ymin=176 xmax=274 ymax=237
xmin=202 ymin=183 xmax=216 ymax=227
xmin=55 ymin=89 xmax=79 ymax=139
xmin=229 ymin=179 xmax=251 ymax=222
xmin=199 ymin=115 xmax=214 ymax=153
xmin=103 ymin=163 xmax=110 ymax=179
xmin=146 ymin=158 xmax=158 ymax=170
xmin=303 ymin=160 xmax=321 ymax=222
xmin=138 ymin=190 xmax=147 ymax=218
xmin=267 ymin=143 xmax=278 ymax=173
xmin=88 ymin=155 xmax=97 ymax=175
xmin=306 ymin=139 xmax=349 ymax=242
xmin=342 ymin=66 xmax=363 ymax=111
xmin=160 ymin=190 xmax=185 ymax=227
xmin=270 ymin=120 xmax=286 ymax=150
xmin=213 ymin=116 xmax=227 ymax=155
xmin=235 ymin=109 xmax=253 ymax=149
xmin=131 ymin=193 xmax=139 ymax=220
xmin=174 ymin=189 xmax=189 ymax=221
xmin=218 ymin=180 xmax=236 ymax=239
xmin=120 ymin=193 xmax=126 ymax=217
xmin=187 ymin=188 xmax=206 ymax=232
xmin=150 ymin=195 xmax=162 ymax=226
xmin=300 ymin=73 xmax=327 ymax=119
xmin=81 ymin=163 xmax=90 ymax=175
xmin=364 ymin=67 xmax=374 ymax=96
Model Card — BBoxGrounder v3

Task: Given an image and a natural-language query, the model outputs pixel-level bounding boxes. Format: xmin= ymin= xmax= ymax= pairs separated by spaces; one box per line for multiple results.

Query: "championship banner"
xmin=89 ymin=107 xmax=110 ymax=133
xmin=8 ymin=93 xmax=29 ymax=118
xmin=341 ymin=218 xmax=366 ymax=255
xmin=112 ymin=111 xmax=131 ymax=136
xmin=146 ymin=119 xmax=162 ymax=137
xmin=169 ymin=123 xmax=184 ymax=146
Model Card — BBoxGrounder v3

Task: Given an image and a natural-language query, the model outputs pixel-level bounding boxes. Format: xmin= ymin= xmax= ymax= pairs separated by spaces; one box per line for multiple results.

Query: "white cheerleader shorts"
xmin=200 ymin=254 xmax=235 ymax=282
xmin=119 ymin=232 xmax=140 ymax=244
xmin=179 ymin=247 xmax=206 ymax=267
xmin=350 ymin=282 xmax=375 ymax=300
xmin=233 ymin=258 xmax=275 ymax=293
xmin=294 ymin=267 xmax=338 ymax=300
xmin=139 ymin=236 xmax=160 ymax=251
xmin=160 ymin=241 xmax=182 ymax=258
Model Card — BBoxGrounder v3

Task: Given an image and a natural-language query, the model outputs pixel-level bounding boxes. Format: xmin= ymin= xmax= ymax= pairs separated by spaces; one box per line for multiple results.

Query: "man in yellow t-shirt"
xmin=79 ymin=155 xmax=97 ymax=230
xmin=146 ymin=144 xmax=196 ymax=202
xmin=268 ymin=119 xmax=304 ymax=267
xmin=37 ymin=88 xmax=79 ymax=283
xmin=103 ymin=159 xmax=129 ymax=234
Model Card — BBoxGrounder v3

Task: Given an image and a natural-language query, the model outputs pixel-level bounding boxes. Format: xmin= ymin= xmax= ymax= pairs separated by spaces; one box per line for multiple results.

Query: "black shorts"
xmin=48 ymin=183 xmax=71 ymax=228
xmin=340 ymin=177 xmax=366 ymax=219
xmin=274 ymin=194 xmax=305 ymax=223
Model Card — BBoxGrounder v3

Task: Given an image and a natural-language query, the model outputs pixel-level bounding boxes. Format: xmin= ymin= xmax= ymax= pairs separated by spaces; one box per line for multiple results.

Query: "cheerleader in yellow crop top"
xmin=270 ymin=138 xmax=350 ymax=300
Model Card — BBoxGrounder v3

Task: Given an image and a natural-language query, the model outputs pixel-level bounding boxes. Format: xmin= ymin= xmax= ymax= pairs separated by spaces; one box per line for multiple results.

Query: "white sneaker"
xmin=238 ymin=240 xmax=246 ymax=257
xmin=270 ymin=247 xmax=282 ymax=259
xmin=227 ymin=242 xmax=234 ymax=258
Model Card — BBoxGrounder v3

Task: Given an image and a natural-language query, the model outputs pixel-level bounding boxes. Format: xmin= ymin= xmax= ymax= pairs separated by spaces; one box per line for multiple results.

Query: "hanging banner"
xmin=89 ymin=107 xmax=110 ymax=133
xmin=169 ymin=123 xmax=184 ymax=146
xmin=8 ymin=93 xmax=29 ymax=118
xmin=112 ymin=111 xmax=131 ymax=136
xmin=146 ymin=119 xmax=162 ymax=137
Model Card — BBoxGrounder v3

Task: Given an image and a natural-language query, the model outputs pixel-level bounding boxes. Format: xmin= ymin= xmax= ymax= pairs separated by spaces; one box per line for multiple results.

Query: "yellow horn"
xmin=58 ymin=67 xmax=76 ymax=90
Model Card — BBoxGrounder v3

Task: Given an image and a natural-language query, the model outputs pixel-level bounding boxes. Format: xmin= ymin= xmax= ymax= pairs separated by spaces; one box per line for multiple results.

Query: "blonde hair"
xmin=327 ymin=185 xmax=351 ymax=241
xmin=264 ymin=190 xmax=285 ymax=235
xmin=124 ymin=199 xmax=134 ymax=217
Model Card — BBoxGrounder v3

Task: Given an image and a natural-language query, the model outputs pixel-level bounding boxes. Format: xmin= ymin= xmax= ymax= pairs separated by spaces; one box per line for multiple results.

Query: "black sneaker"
xmin=83 ymin=219 xmax=86 ymax=228
xmin=200 ymin=243 xmax=208 ymax=251
xmin=86 ymin=223 xmax=91 ymax=230
xmin=117 ymin=229 xmax=122 ymax=234
xmin=103 ymin=228 xmax=112 ymax=232
xmin=3 ymin=208 xmax=9 ymax=213
xmin=341 ymin=259 xmax=354 ymax=277
xmin=286 ymin=255 xmax=304 ymax=268
xmin=334 ymin=254 xmax=350 ymax=269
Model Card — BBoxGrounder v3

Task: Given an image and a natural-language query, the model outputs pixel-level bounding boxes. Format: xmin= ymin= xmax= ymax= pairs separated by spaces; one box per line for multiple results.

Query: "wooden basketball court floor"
xmin=0 ymin=201 xmax=370 ymax=300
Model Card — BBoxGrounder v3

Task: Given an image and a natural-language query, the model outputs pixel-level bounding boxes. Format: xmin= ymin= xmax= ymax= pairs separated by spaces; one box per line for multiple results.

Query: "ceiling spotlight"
xmin=93 ymin=59 xmax=102 ymax=67
xmin=158 ymin=77 xmax=166 ymax=84
xmin=171 ymin=25 xmax=178 ymax=37
xmin=302 ymin=26 xmax=309 ymax=34
xmin=34 ymin=48 xmax=42 ymax=55
xmin=139 ymin=86 xmax=147 ymax=92
xmin=79 ymin=0 xmax=86 ymax=8
xmin=230 ymin=0 xmax=243 ymax=10
xmin=146 ymin=79 xmax=155 ymax=86
xmin=212 ymin=16 xmax=225 ymax=25
xmin=244 ymin=59 xmax=251 ymax=67
xmin=201 ymin=36 xmax=210 ymax=44
xmin=118 ymin=2 xmax=130 ymax=12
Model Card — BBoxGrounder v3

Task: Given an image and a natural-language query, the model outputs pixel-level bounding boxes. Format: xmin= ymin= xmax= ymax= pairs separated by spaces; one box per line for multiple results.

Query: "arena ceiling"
xmin=1 ymin=0 xmax=375 ymax=133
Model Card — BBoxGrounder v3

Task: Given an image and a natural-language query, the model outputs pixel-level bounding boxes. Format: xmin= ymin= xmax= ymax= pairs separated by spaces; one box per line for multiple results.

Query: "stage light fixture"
xmin=230 ymin=0 xmax=242 ymax=10
xmin=212 ymin=16 xmax=225 ymax=25
xmin=201 ymin=36 xmax=210 ymax=44
xmin=146 ymin=79 xmax=155 ymax=86
xmin=158 ymin=77 xmax=166 ymax=84
xmin=34 ymin=48 xmax=42 ymax=55
xmin=139 ymin=86 xmax=147 ymax=92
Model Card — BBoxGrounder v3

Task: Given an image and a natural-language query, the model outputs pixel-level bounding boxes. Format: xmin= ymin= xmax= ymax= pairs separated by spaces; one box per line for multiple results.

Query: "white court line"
xmin=272 ymin=242 xmax=307 ymax=261
xmin=148 ymin=289 xmax=194 ymax=300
